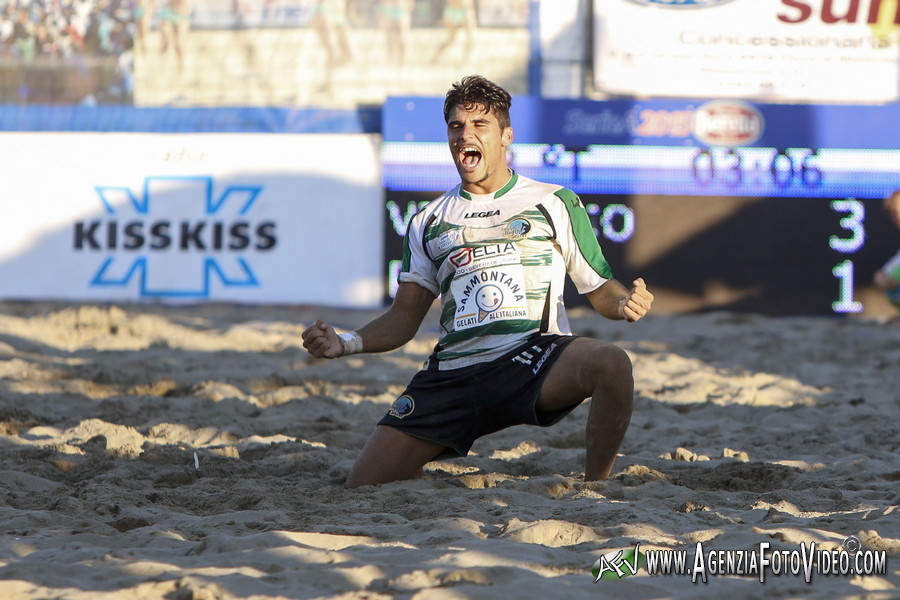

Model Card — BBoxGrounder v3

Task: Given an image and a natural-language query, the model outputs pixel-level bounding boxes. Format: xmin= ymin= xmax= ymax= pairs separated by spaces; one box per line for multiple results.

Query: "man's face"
xmin=446 ymin=103 xmax=513 ymax=195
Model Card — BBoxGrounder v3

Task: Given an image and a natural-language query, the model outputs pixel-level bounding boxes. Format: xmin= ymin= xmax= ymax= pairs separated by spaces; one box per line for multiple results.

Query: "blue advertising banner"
xmin=0 ymin=106 xmax=381 ymax=133
xmin=382 ymin=96 xmax=900 ymax=200
xmin=383 ymin=96 xmax=900 ymax=150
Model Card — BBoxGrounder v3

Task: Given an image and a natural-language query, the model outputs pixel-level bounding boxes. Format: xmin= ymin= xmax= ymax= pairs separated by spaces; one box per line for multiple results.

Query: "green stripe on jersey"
xmin=520 ymin=250 xmax=554 ymax=267
xmin=458 ymin=173 xmax=518 ymax=200
xmin=517 ymin=208 xmax=547 ymax=219
xmin=555 ymin=188 xmax=613 ymax=279
xmin=493 ymin=173 xmax=519 ymax=198
xmin=525 ymin=285 xmax=550 ymax=300
xmin=424 ymin=220 xmax=462 ymax=243
xmin=439 ymin=299 xmax=456 ymax=324
xmin=401 ymin=230 xmax=412 ymax=272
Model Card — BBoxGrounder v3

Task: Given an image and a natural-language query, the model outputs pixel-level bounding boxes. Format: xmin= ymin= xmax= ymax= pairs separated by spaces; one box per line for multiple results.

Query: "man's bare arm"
xmin=586 ymin=277 xmax=653 ymax=322
xmin=356 ymin=282 xmax=436 ymax=352
xmin=301 ymin=282 xmax=436 ymax=358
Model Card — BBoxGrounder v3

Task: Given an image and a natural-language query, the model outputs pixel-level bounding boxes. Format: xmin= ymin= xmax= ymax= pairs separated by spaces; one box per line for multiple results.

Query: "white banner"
xmin=593 ymin=0 xmax=900 ymax=102
xmin=189 ymin=0 xmax=318 ymax=29
xmin=0 ymin=133 xmax=384 ymax=307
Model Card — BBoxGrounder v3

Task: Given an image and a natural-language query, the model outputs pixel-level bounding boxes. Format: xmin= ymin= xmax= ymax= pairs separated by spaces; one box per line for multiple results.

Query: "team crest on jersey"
xmin=389 ymin=395 xmax=415 ymax=419
xmin=505 ymin=218 xmax=531 ymax=239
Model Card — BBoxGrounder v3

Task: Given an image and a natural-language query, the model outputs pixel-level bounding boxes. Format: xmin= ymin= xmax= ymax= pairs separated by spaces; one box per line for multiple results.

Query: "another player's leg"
xmin=537 ymin=338 xmax=633 ymax=480
xmin=345 ymin=425 xmax=445 ymax=487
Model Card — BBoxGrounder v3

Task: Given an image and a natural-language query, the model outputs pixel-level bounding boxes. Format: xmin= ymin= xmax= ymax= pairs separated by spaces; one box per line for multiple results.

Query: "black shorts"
xmin=378 ymin=334 xmax=580 ymax=458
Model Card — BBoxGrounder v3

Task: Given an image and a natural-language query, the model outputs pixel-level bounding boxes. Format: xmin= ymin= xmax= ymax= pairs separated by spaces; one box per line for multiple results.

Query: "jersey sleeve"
xmin=552 ymin=188 xmax=613 ymax=294
xmin=397 ymin=211 xmax=440 ymax=296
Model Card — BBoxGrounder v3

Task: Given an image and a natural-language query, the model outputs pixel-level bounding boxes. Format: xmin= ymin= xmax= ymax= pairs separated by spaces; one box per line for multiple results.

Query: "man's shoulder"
xmin=408 ymin=187 xmax=460 ymax=224
xmin=514 ymin=174 xmax=576 ymax=205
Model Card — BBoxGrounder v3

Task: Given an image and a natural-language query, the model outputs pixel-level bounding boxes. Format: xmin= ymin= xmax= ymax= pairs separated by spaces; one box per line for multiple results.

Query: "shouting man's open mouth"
xmin=458 ymin=145 xmax=482 ymax=171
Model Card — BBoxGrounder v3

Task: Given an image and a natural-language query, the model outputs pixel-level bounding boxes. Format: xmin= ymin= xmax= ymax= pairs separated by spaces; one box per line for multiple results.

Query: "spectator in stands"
xmin=0 ymin=7 xmax=15 ymax=55
xmin=10 ymin=7 xmax=37 ymax=60
xmin=134 ymin=0 xmax=156 ymax=54
xmin=431 ymin=0 xmax=474 ymax=64
xmin=312 ymin=0 xmax=352 ymax=68
xmin=379 ymin=0 xmax=409 ymax=64
xmin=311 ymin=0 xmax=351 ymax=97
xmin=158 ymin=0 xmax=189 ymax=72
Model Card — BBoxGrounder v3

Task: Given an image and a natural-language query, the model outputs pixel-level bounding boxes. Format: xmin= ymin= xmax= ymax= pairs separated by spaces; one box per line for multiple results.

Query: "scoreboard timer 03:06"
xmin=381 ymin=97 xmax=899 ymax=316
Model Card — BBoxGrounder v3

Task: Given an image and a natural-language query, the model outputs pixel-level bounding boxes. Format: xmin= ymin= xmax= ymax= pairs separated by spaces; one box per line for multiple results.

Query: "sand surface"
xmin=0 ymin=301 xmax=897 ymax=599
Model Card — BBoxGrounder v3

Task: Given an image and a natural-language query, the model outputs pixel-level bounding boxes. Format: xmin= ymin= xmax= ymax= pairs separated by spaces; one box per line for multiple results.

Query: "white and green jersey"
xmin=884 ymin=249 xmax=900 ymax=282
xmin=884 ymin=249 xmax=900 ymax=307
xmin=399 ymin=172 xmax=614 ymax=370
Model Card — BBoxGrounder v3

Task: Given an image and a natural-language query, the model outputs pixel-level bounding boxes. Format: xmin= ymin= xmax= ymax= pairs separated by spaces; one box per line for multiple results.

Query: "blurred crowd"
xmin=0 ymin=0 xmax=135 ymax=60
xmin=0 ymin=0 xmax=135 ymax=103
xmin=0 ymin=0 xmax=520 ymax=104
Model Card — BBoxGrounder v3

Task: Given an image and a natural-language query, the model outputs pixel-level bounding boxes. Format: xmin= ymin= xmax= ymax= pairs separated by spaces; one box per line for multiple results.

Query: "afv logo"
xmin=74 ymin=176 xmax=276 ymax=298
xmin=592 ymin=544 xmax=646 ymax=582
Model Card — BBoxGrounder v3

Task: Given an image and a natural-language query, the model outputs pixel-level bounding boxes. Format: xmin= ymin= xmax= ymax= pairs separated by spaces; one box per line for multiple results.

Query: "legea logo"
xmin=625 ymin=0 xmax=738 ymax=7
xmin=692 ymin=100 xmax=764 ymax=147
xmin=74 ymin=176 xmax=277 ymax=298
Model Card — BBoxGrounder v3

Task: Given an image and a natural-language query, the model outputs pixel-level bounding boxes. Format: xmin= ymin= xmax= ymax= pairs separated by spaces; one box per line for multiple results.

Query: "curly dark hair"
xmin=443 ymin=75 xmax=512 ymax=129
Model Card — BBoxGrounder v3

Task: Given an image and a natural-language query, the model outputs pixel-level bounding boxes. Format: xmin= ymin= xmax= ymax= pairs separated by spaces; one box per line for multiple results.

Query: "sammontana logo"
xmin=74 ymin=176 xmax=276 ymax=298
xmin=453 ymin=268 xmax=527 ymax=329
xmin=456 ymin=270 xmax=524 ymax=312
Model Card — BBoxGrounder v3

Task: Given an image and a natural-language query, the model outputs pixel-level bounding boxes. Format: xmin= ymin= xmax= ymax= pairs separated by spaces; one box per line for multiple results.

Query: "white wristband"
xmin=338 ymin=331 xmax=364 ymax=356
xmin=617 ymin=297 xmax=628 ymax=320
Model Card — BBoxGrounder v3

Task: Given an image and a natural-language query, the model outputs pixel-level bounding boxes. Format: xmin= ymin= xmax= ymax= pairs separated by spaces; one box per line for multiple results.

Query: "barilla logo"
xmin=692 ymin=100 xmax=764 ymax=147
xmin=625 ymin=0 xmax=738 ymax=7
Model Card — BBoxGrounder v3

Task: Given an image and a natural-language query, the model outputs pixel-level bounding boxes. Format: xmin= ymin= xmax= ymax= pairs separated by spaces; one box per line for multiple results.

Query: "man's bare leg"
xmin=346 ymin=425 xmax=445 ymax=487
xmin=537 ymin=338 xmax=634 ymax=480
